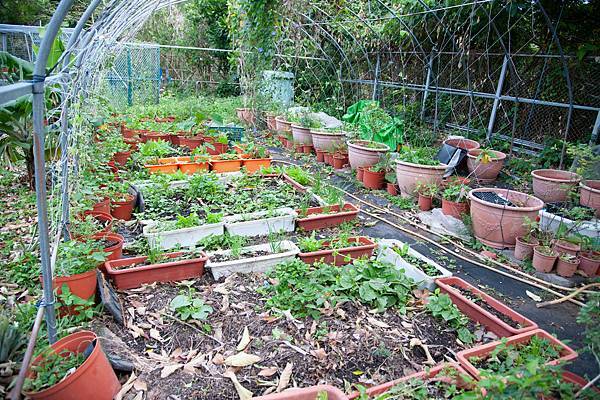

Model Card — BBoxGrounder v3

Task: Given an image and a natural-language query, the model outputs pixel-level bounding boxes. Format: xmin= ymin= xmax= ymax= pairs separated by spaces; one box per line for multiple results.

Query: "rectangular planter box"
xmin=143 ymin=221 xmax=225 ymax=250
xmin=296 ymin=203 xmax=359 ymax=231
xmin=255 ymin=385 xmax=348 ymax=400
xmin=105 ymin=251 xmax=208 ymax=290
xmin=347 ymin=363 xmax=472 ymax=399
xmin=436 ymin=276 xmax=538 ymax=338
xmin=539 ymin=209 xmax=599 ymax=240
xmin=376 ymin=239 xmax=452 ymax=291
xmin=456 ymin=329 xmax=578 ymax=380
xmin=224 ymin=207 xmax=297 ymax=237
xmin=210 ymin=158 xmax=243 ymax=173
xmin=207 ymin=241 xmax=300 ymax=279
xmin=242 ymin=158 xmax=272 ymax=173
xmin=298 ymin=236 xmax=377 ymax=266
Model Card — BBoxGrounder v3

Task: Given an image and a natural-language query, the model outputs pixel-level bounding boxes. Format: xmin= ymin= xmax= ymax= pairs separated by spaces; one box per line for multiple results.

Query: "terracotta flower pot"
xmin=179 ymin=161 xmax=209 ymax=175
xmin=532 ymin=246 xmax=558 ymax=273
xmin=466 ymin=149 xmax=506 ymax=182
xmin=298 ymin=236 xmax=377 ymax=266
xmin=83 ymin=211 xmax=113 ymax=233
xmin=514 ymin=236 xmax=539 ymax=261
xmin=243 ymin=158 xmax=272 ymax=174
xmin=363 ymin=169 xmax=386 ymax=190
xmin=552 ymin=239 xmax=580 ymax=256
xmin=296 ymin=204 xmax=359 ymax=231
xmin=531 ymin=169 xmax=581 ymax=203
xmin=180 ymin=136 xmax=204 ymax=150
xmin=395 ymin=160 xmax=447 ymax=198
xmin=121 ymin=127 xmax=135 ymax=139
xmin=24 ymin=331 xmax=121 ymax=400
xmin=92 ymin=232 xmax=124 ymax=263
xmin=442 ymin=198 xmax=469 ymax=219
xmin=333 ymin=155 xmax=347 ymax=169
xmin=579 ymin=251 xmax=600 ymax=277
xmin=275 ymin=117 xmax=292 ymax=133
xmin=291 ymin=124 xmax=313 ymax=145
xmin=91 ymin=197 xmax=110 ymax=215
xmin=347 ymin=140 xmax=389 ymax=169
xmin=256 ymin=385 xmax=347 ymax=400
xmin=443 ymin=137 xmax=481 ymax=151
xmin=324 ymin=152 xmax=334 ymax=166
xmin=386 ymin=182 xmax=398 ymax=196
xmin=111 ymin=151 xmax=131 ymax=166
xmin=580 ymin=180 xmax=600 ymax=217
xmin=556 ymin=256 xmax=579 ymax=277
xmin=356 ymin=166 xmax=364 ymax=182
xmin=303 ymin=144 xmax=314 ymax=154
xmin=49 ymin=269 xmax=98 ymax=301
xmin=310 ymin=129 xmax=346 ymax=152
xmin=111 ymin=194 xmax=135 ymax=221
xmin=285 ymin=138 xmax=294 ymax=150
xmin=316 ymin=149 xmax=325 ymax=162
xmin=468 ymin=188 xmax=544 ymax=249
xmin=418 ymin=194 xmax=433 ymax=211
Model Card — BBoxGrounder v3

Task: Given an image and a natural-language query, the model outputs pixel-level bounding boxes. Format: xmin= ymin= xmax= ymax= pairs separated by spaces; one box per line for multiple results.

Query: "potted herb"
xmin=416 ymin=182 xmax=438 ymax=211
xmin=441 ymin=182 xmax=469 ymax=219
xmin=580 ymin=180 xmax=600 ymax=217
xmin=514 ymin=217 xmax=540 ymax=261
xmin=363 ymin=157 xmax=387 ymax=190
xmin=466 ymin=148 xmax=506 ymax=183
xmin=555 ymin=253 xmax=580 ymax=277
xmin=332 ymin=143 xmax=349 ymax=169
xmin=179 ymin=146 xmax=210 ymax=174
xmin=105 ymin=135 xmax=131 ymax=166
xmin=107 ymin=181 xmax=135 ymax=221
xmin=395 ymin=147 xmax=447 ymax=197
xmin=143 ymin=211 xmax=225 ymax=250
xmin=552 ymin=237 xmax=581 ymax=256
xmin=531 ymin=169 xmax=581 ymax=203
xmin=532 ymin=245 xmax=558 ymax=273
xmin=23 ymin=330 xmax=120 ymax=400
xmin=385 ymin=172 xmax=398 ymax=195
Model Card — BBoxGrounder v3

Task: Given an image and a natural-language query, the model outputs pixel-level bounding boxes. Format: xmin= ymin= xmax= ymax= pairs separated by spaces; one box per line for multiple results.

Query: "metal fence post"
xmin=59 ymin=80 xmax=70 ymax=241
xmin=1 ymin=33 xmax=6 ymax=52
xmin=591 ymin=110 xmax=600 ymax=145
xmin=486 ymin=55 xmax=509 ymax=141
xmin=372 ymin=52 xmax=380 ymax=101
xmin=421 ymin=52 xmax=434 ymax=120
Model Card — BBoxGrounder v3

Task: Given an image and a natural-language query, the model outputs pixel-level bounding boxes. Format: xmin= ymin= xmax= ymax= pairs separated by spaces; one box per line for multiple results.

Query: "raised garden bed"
xmin=376 ymin=239 xmax=452 ymax=291
xmin=207 ymin=241 xmax=300 ymax=279
xmin=298 ymin=236 xmax=377 ymax=266
xmin=436 ymin=276 xmax=538 ymax=337
xmin=143 ymin=221 xmax=225 ymax=250
xmin=224 ymin=207 xmax=297 ymax=237
xmin=296 ymin=203 xmax=359 ymax=231
xmin=105 ymin=251 xmax=208 ymax=289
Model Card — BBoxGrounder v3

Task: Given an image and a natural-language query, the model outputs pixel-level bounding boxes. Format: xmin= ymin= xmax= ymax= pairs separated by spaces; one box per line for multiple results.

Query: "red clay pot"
xmin=91 ymin=197 xmax=110 ymax=215
xmin=83 ymin=211 xmax=113 ymax=233
xmin=105 ymin=251 xmax=208 ymax=290
xmin=256 ymin=385 xmax=347 ymax=400
xmin=443 ymin=137 xmax=481 ymax=151
xmin=457 ymin=329 xmax=578 ymax=380
xmin=333 ymin=155 xmax=346 ymax=169
xmin=92 ymin=232 xmax=124 ymax=264
xmin=441 ymin=198 xmax=469 ymax=219
xmin=110 ymin=194 xmax=135 ymax=221
xmin=298 ymin=236 xmax=377 ymax=266
xmin=49 ymin=269 xmax=98 ymax=301
xmin=111 ymin=151 xmax=130 ymax=166
xmin=356 ymin=166 xmax=365 ymax=182
xmin=579 ymin=251 xmax=600 ymax=277
xmin=296 ymin=204 xmax=359 ymax=231
xmin=532 ymin=246 xmax=557 ymax=273
xmin=303 ymin=144 xmax=314 ymax=154
xmin=436 ymin=277 xmax=538 ymax=338
xmin=316 ymin=149 xmax=325 ymax=162
xmin=124 ymin=138 xmax=139 ymax=151
xmin=121 ymin=127 xmax=135 ymax=139
xmin=295 ymin=144 xmax=304 ymax=153
xmin=556 ymin=256 xmax=579 ymax=277
xmin=363 ymin=169 xmax=385 ymax=190
xmin=24 ymin=330 xmax=121 ymax=400
xmin=418 ymin=194 xmax=433 ymax=211
xmin=180 ymin=136 xmax=204 ymax=150
xmin=552 ymin=239 xmax=580 ymax=256
xmin=531 ymin=169 xmax=581 ymax=203
xmin=285 ymin=139 xmax=294 ymax=150
xmin=386 ymin=182 xmax=398 ymax=196
xmin=514 ymin=236 xmax=539 ymax=261
xmin=580 ymin=180 xmax=600 ymax=217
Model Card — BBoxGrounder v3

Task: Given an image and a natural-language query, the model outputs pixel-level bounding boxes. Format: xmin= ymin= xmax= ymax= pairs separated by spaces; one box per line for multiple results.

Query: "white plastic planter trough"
xmin=143 ymin=221 xmax=225 ymax=250
xmin=539 ymin=209 xmax=599 ymax=240
xmin=224 ymin=207 xmax=297 ymax=237
xmin=207 ymin=241 xmax=300 ymax=279
xmin=376 ymin=239 xmax=452 ymax=290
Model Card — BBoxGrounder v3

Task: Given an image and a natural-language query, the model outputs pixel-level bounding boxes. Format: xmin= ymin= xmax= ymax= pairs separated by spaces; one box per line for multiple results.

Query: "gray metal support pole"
xmin=32 ymin=0 xmax=76 ymax=344
xmin=486 ymin=55 xmax=509 ymax=141
xmin=59 ymin=80 xmax=70 ymax=241
xmin=372 ymin=52 xmax=380 ymax=101
xmin=591 ymin=110 xmax=600 ymax=145
xmin=1 ymin=33 xmax=6 ymax=52
xmin=421 ymin=53 xmax=434 ymax=120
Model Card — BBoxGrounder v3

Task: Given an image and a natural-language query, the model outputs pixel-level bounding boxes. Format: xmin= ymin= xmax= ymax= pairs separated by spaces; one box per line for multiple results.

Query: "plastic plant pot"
xmin=347 ymin=139 xmax=390 ymax=170
xmin=316 ymin=149 xmax=325 ymax=162
xmin=143 ymin=131 xmax=170 ymax=142
xmin=580 ymin=180 xmax=600 ymax=217
xmin=363 ymin=168 xmax=386 ymax=190
xmin=121 ymin=127 xmax=135 ymax=138
xmin=49 ymin=269 xmax=98 ymax=301
xmin=243 ymin=158 xmax=272 ymax=173
xmin=532 ymin=246 xmax=558 ymax=273
xmin=441 ymin=199 xmax=469 ymax=220
xmin=560 ymin=371 xmax=600 ymax=397
xmin=179 ymin=161 xmax=209 ymax=175
xmin=91 ymin=197 xmax=111 ymax=215
xmin=531 ymin=169 xmax=582 ymax=203
xmin=180 ymin=136 xmax=204 ymax=150
xmin=105 ymin=251 xmax=208 ymax=290
xmin=296 ymin=203 xmax=359 ymax=231
xmin=395 ymin=160 xmax=447 ymax=198
xmin=282 ymin=173 xmax=309 ymax=192
xmin=310 ymin=130 xmax=346 ymax=152
xmin=143 ymin=221 xmax=225 ymax=250
xmin=552 ymin=239 xmax=580 ymax=256
xmin=466 ymin=149 xmax=506 ymax=183
xmin=111 ymin=194 xmax=135 ymax=221
xmin=356 ymin=167 xmax=365 ymax=182
xmin=443 ymin=137 xmax=481 ymax=151
xmin=83 ymin=210 xmax=113 ymax=233
xmin=555 ymin=256 xmax=579 ymax=277
xmin=255 ymin=385 xmax=348 ymax=400
xmin=386 ymin=183 xmax=398 ymax=196
xmin=144 ymin=163 xmax=179 ymax=174
xmin=275 ymin=117 xmax=292 ymax=133
xmin=206 ymin=142 xmax=228 ymax=155
xmin=291 ymin=124 xmax=313 ymax=145
xmin=347 ymin=363 xmax=472 ymax=400
xmin=303 ymin=144 xmax=314 ymax=154
xmin=468 ymin=188 xmax=544 ymax=249
xmin=224 ymin=207 xmax=297 ymax=237
xmin=23 ymin=330 xmax=121 ymax=400
xmin=92 ymin=232 xmax=124 ymax=263
xmin=514 ymin=236 xmax=539 ymax=261
xmin=579 ymin=251 xmax=600 ymax=277
xmin=436 ymin=276 xmax=538 ymax=337
xmin=298 ymin=236 xmax=377 ymax=266
xmin=210 ymin=157 xmax=242 ymax=173
xmin=111 ymin=151 xmax=131 ymax=166
xmin=456 ymin=329 xmax=578 ymax=380
xmin=324 ymin=152 xmax=334 ymax=166
xmin=295 ymin=144 xmax=304 ymax=153
xmin=418 ymin=194 xmax=433 ymax=211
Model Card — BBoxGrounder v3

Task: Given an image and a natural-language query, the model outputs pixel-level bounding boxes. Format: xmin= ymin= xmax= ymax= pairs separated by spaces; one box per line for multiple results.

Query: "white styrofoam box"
xmin=376 ymin=239 xmax=452 ymax=290
xmin=207 ymin=241 xmax=300 ymax=280
xmin=539 ymin=209 xmax=599 ymax=240
xmin=224 ymin=207 xmax=297 ymax=237
xmin=143 ymin=221 xmax=225 ymax=250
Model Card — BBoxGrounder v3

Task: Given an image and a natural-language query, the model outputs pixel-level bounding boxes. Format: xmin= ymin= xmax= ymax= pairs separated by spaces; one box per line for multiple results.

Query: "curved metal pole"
xmin=32 ymin=0 xmax=76 ymax=345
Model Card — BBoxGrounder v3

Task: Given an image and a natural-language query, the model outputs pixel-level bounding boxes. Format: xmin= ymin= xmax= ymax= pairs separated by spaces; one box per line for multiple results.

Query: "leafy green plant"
xmin=23 ymin=349 xmax=85 ymax=393
xmin=298 ymin=232 xmax=323 ymax=252
xmin=442 ymin=182 xmax=466 ymax=203
xmin=197 ymin=233 xmax=248 ymax=251
xmin=138 ymin=139 xmax=174 ymax=162
xmin=55 ymin=285 xmax=98 ymax=321
xmin=416 ymin=182 xmax=438 ymax=198
xmin=427 ymin=290 xmax=475 ymax=344
xmin=0 ymin=313 xmax=25 ymax=363
xmin=54 ymin=240 xmax=107 ymax=277
xmin=398 ymin=147 xmax=440 ymax=166
xmin=175 ymin=212 xmax=202 ymax=229
xmin=169 ymin=289 xmax=213 ymax=321
xmin=284 ymin=165 xmax=311 ymax=186
xmin=205 ymin=211 xmax=224 ymax=224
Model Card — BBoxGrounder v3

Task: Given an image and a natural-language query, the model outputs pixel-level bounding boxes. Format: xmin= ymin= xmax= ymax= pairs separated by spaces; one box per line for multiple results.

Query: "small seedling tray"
xmin=472 ymin=191 xmax=515 ymax=207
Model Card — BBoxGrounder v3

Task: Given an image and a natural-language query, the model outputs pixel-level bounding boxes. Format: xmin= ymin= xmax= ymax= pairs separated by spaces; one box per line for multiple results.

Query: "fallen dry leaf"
xmin=133 ymin=378 xmax=148 ymax=392
xmin=161 ymin=364 xmax=183 ymax=378
xmin=310 ymin=348 xmax=327 ymax=360
xmin=237 ymin=326 xmax=251 ymax=351
xmin=149 ymin=328 xmax=163 ymax=341
xmin=276 ymin=362 xmax=293 ymax=392
xmin=224 ymin=370 xmax=253 ymax=400
xmin=212 ymin=353 xmax=225 ymax=365
xmin=225 ymin=352 xmax=261 ymax=367
xmin=367 ymin=317 xmax=390 ymax=329
xmin=114 ymin=372 xmax=137 ymax=400
xmin=258 ymin=367 xmax=278 ymax=377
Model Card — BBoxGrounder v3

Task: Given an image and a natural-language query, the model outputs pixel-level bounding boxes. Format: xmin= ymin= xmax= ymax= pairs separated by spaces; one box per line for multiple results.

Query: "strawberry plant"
xmin=427 ymin=290 xmax=475 ymax=344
